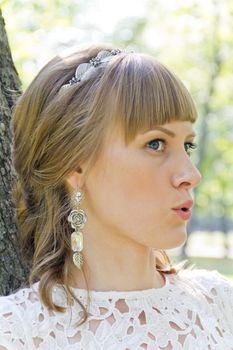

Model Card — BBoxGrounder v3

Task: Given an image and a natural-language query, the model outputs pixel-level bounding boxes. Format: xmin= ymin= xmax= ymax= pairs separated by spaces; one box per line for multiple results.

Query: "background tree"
xmin=0 ymin=9 xmax=29 ymax=295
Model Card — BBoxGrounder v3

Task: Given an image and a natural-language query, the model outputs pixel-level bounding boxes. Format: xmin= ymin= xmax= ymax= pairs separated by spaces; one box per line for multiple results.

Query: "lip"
xmin=172 ymin=208 xmax=191 ymax=221
xmin=172 ymin=200 xmax=193 ymax=210
xmin=172 ymin=200 xmax=193 ymax=221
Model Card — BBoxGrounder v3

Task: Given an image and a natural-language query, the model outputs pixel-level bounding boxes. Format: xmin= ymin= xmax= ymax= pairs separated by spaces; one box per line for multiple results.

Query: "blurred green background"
xmin=1 ymin=0 xmax=233 ymax=278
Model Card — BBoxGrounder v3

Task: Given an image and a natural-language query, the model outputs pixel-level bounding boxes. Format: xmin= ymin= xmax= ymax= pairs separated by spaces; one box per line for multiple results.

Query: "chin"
xmin=174 ymin=227 xmax=187 ymax=246
xmin=164 ymin=226 xmax=187 ymax=250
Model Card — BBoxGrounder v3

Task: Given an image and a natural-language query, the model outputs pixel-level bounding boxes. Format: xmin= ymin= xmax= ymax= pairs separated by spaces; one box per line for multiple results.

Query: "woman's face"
xmin=82 ymin=120 xmax=201 ymax=250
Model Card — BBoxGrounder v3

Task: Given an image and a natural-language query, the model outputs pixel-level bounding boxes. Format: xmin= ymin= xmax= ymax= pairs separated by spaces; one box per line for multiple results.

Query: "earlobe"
xmin=65 ymin=169 xmax=83 ymax=191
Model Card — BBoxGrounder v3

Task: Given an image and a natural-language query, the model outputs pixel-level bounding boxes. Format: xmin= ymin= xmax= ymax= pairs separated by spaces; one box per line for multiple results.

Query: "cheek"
xmin=85 ymin=151 xmax=167 ymax=232
xmin=107 ymin=152 xmax=167 ymax=213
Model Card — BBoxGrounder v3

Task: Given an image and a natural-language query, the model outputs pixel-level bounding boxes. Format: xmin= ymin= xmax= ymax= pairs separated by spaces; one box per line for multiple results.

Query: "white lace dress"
xmin=0 ymin=268 xmax=233 ymax=349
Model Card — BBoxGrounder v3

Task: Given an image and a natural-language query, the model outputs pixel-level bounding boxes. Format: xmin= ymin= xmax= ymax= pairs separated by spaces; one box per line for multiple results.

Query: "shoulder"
xmin=0 ymin=282 xmax=41 ymax=349
xmin=177 ymin=267 xmax=233 ymax=293
xmin=177 ymin=267 xmax=233 ymax=331
xmin=0 ymin=281 xmax=42 ymax=316
xmin=0 ymin=281 xmax=73 ymax=349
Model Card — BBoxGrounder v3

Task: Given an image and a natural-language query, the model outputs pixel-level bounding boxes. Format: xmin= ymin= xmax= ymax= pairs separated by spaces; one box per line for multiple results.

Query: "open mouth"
xmin=181 ymin=208 xmax=189 ymax=212
xmin=172 ymin=207 xmax=191 ymax=220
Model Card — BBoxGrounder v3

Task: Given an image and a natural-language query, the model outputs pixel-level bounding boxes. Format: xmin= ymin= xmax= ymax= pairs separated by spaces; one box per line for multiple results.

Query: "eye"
xmin=146 ymin=139 xmax=165 ymax=152
xmin=185 ymin=142 xmax=197 ymax=156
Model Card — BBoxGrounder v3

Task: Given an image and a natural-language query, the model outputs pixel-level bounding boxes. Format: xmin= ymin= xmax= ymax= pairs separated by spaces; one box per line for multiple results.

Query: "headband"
xmin=61 ymin=48 xmax=133 ymax=89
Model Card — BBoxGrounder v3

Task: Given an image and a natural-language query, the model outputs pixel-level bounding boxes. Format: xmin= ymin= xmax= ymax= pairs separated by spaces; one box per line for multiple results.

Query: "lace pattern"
xmin=0 ymin=269 xmax=233 ymax=349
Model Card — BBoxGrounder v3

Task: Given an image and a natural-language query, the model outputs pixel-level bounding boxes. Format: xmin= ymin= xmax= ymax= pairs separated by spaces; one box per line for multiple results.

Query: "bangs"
xmin=103 ymin=53 xmax=198 ymax=144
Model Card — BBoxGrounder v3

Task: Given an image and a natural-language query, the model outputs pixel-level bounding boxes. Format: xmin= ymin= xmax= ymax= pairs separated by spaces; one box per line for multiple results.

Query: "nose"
xmin=172 ymin=157 xmax=202 ymax=190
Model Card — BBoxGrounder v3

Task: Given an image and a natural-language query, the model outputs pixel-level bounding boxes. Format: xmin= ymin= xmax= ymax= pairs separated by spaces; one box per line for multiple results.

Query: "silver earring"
xmin=68 ymin=187 xmax=87 ymax=269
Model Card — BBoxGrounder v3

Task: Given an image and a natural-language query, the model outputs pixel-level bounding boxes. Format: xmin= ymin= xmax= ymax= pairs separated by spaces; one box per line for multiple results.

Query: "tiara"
xmin=61 ymin=48 xmax=133 ymax=89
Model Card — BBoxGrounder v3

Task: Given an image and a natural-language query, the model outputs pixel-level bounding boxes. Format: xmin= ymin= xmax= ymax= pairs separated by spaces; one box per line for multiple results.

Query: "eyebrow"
xmin=142 ymin=126 xmax=196 ymax=139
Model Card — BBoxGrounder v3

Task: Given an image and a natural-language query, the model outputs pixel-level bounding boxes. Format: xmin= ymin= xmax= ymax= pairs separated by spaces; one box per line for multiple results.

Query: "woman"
xmin=0 ymin=43 xmax=232 ymax=349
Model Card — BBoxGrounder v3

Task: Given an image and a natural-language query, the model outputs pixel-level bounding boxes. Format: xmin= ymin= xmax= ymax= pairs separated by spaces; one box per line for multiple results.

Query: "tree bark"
xmin=0 ymin=9 xmax=29 ymax=295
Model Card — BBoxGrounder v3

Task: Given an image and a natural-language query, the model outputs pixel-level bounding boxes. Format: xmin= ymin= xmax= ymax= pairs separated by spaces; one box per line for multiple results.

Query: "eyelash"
xmin=146 ymin=138 xmax=197 ymax=156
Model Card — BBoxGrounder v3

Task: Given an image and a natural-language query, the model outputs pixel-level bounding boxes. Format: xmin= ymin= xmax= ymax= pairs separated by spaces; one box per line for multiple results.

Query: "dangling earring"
xmin=68 ymin=187 xmax=87 ymax=269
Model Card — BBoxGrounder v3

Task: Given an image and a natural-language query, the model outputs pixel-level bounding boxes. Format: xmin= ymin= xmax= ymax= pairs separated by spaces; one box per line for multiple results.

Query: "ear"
xmin=65 ymin=167 xmax=85 ymax=192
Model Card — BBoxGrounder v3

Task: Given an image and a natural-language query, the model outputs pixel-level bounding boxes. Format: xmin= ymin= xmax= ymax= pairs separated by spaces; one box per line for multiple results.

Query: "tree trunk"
xmin=0 ymin=9 xmax=30 ymax=295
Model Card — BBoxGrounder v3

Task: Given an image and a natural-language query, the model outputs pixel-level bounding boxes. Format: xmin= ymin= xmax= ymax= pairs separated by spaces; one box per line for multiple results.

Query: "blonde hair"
xmin=11 ymin=43 xmax=197 ymax=327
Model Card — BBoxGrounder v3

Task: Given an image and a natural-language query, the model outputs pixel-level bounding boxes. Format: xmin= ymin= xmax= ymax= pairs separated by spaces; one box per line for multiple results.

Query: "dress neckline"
xmin=61 ymin=271 xmax=171 ymax=300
